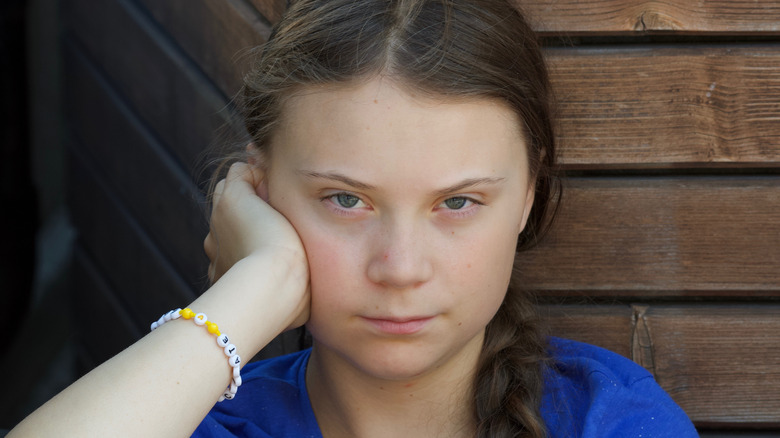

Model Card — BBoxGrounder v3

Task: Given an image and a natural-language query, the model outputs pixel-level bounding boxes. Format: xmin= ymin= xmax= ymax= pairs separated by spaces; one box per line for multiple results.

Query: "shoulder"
xmin=192 ymin=348 xmax=322 ymax=438
xmin=541 ymin=337 xmax=698 ymax=438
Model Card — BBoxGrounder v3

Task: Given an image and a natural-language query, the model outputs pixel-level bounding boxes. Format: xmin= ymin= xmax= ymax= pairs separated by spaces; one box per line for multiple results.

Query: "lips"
xmin=361 ymin=316 xmax=435 ymax=335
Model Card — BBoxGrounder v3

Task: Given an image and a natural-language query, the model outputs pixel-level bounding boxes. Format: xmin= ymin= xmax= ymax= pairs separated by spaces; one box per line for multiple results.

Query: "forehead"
xmin=271 ymin=77 xmax=527 ymax=177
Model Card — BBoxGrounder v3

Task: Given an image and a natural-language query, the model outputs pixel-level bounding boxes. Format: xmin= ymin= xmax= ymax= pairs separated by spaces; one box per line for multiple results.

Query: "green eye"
xmin=444 ymin=197 xmax=467 ymax=209
xmin=335 ymin=193 xmax=360 ymax=208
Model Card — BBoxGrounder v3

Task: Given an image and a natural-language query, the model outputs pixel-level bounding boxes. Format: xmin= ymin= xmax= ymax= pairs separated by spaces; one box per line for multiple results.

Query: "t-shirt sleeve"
xmin=543 ymin=338 xmax=699 ymax=438
xmin=192 ymin=413 xmax=275 ymax=438
xmin=581 ymin=371 xmax=699 ymax=437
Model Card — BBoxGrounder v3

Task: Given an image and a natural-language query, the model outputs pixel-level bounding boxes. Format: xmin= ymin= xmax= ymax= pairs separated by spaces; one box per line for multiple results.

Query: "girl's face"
xmin=265 ymin=78 xmax=534 ymax=381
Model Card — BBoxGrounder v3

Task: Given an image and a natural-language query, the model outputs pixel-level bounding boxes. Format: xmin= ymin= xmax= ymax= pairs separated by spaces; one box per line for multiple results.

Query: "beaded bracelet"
xmin=151 ymin=308 xmax=242 ymax=402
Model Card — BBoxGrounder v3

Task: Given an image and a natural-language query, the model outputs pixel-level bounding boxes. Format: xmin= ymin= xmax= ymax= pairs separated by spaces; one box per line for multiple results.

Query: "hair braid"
xmin=475 ymin=289 xmax=549 ymax=438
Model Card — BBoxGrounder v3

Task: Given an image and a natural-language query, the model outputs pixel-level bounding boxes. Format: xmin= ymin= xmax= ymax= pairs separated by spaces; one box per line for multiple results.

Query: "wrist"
xmin=193 ymin=249 xmax=310 ymax=355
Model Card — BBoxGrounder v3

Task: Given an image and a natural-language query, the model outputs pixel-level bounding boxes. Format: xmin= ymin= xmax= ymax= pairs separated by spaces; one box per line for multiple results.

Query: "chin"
xmin=350 ymin=345 xmax=444 ymax=381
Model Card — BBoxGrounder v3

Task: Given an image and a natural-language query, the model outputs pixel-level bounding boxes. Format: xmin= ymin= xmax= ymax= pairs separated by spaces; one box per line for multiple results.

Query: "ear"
xmin=245 ymin=143 xmax=270 ymax=202
xmin=517 ymin=183 xmax=535 ymax=234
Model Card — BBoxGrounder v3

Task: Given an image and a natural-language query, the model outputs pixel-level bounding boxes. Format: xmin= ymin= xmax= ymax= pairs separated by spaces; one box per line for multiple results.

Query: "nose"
xmin=366 ymin=217 xmax=433 ymax=289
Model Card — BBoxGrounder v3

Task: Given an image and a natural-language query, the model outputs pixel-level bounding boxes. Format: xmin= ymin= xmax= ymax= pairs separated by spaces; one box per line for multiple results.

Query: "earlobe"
xmin=246 ymin=142 xmax=263 ymax=167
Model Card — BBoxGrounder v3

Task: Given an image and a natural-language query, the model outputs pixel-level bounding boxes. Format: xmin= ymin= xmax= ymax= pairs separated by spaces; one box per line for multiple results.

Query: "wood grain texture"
xmin=72 ymin=247 xmax=143 ymax=364
xmin=540 ymin=304 xmax=633 ymax=356
xmin=516 ymin=176 xmax=780 ymax=296
xmin=67 ymin=149 xmax=197 ymax=325
xmin=136 ymin=0 xmax=270 ymax=96
xmin=246 ymin=0 xmax=285 ymax=25
xmin=646 ymin=305 xmax=780 ymax=426
xmin=544 ymin=304 xmax=780 ymax=426
xmin=549 ymin=45 xmax=780 ymax=168
xmin=64 ymin=0 xmax=237 ymax=179
xmin=516 ymin=0 xmax=780 ymax=35
xmin=238 ymin=0 xmax=780 ymax=35
xmin=64 ymin=40 xmax=210 ymax=290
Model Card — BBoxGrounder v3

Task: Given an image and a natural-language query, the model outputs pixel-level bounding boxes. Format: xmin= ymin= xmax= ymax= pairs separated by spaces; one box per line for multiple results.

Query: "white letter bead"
xmin=151 ymin=321 xmax=159 ymax=331
xmin=194 ymin=313 xmax=207 ymax=325
xmin=229 ymin=355 xmax=241 ymax=368
xmin=229 ymin=381 xmax=238 ymax=394
xmin=171 ymin=308 xmax=182 ymax=319
xmin=217 ymin=334 xmax=229 ymax=347
xmin=224 ymin=344 xmax=237 ymax=357
xmin=233 ymin=375 xmax=242 ymax=387
xmin=233 ymin=366 xmax=240 ymax=379
xmin=223 ymin=391 xmax=235 ymax=400
xmin=157 ymin=315 xmax=166 ymax=326
xmin=164 ymin=310 xmax=175 ymax=322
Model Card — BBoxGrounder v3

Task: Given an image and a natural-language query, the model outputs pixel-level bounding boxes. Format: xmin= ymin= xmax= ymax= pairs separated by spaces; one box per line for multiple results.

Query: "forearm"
xmin=9 ymin=251 xmax=308 ymax=437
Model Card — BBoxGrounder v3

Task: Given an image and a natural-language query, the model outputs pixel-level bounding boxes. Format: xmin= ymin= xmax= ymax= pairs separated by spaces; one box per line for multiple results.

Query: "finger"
xmin=225 ymin=162 xmax=252 ymax=188
xmin=207 ymin=260 xmax=217 ymax=284
xmin=212 ymin=179 xmax=226 ymax=209
xmin=204 ymin=232 xmax=217 ymax=262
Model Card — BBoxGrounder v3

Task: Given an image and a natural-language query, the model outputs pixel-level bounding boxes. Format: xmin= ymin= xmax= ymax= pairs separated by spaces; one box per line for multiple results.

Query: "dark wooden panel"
xmin=541 ymin=304 xmax=632 ymax=357
xmin=549 ymin=45 xmax=780 ymax=168
xmin=72 ymin=246 xmax=142 ymax=364
xmin=544 ymin=304 xmax=780 ymax=426
xmin=136 ymin=0 xmax=270 ymax=96
xmin=517 ymin=0 xmax=780 ymax=35
xmin=67 ymin=147 xmax=197 ymax=324
xmin=64 ymin=39 xmax=209 ymax=290
xmin=67 ymin=1 xmax=780 ymax=170
xmin=64 ymin=0 xmax=238 ymax=179
xmin=245 ymin=0 xmax=780 ymax=35
xmin=246 ymin=0 xmax=284 ymax=25
xmin=649 ymin=305 xmax=780 ymax=426
xmin=516 ymin=176 xmax=780 ymax=296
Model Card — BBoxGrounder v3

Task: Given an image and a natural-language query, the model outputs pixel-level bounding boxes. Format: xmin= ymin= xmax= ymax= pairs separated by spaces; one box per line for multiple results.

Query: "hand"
xmin=204 ymin=161 xmax=310 ymax=329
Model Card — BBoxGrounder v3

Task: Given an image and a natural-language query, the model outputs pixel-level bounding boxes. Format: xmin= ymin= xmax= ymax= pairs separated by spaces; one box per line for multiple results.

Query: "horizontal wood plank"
xmin=549 ymin=45 xmax=780 ymax=168
xmin=64 ymin=39 xmax=210 ymax=290
xmin=136 ymin=0 xmax=270 ymax=97
xmin=64 ymin=0 xmax=238 ymax=179
xmin=515 ymin=176 xmax=780 ymax=296
xmin=518 ymin=0 xmax=780 ymax=35
xmin=543 ymin=304 xmax=780 ymax=426
xmin=67 ymin=147 xmax=197 ymax=324
xmin=249 ymin=0 xmax=780 ymax=35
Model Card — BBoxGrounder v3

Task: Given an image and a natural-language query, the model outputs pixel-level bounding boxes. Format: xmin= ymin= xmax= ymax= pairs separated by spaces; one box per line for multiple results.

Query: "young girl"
xmin=11 ymin=0 xmax=698 ymax=436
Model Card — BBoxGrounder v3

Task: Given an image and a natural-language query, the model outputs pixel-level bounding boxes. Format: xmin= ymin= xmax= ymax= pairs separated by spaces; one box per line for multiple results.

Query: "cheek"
xmin=296 ymin=223 xmax=362 ymax=311
xmin=453 ymin=221 xmax=518 ymax=308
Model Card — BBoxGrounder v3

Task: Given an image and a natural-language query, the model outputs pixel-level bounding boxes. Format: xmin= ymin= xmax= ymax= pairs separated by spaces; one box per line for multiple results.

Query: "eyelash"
xmin=321 ymin=192 xmax=484 ymax=220
xmin=321 ymin=192 xmax=369 ymax=217
xmin=436 ymin=196 xmax=483 ymax=219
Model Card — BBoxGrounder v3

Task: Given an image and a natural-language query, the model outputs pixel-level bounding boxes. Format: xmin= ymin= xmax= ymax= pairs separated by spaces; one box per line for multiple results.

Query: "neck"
xmin=306 ymin=337 xmax=483 ymax=438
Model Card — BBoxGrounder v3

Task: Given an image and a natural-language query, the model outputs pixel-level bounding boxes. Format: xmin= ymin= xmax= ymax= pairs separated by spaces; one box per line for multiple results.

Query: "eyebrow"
xmin=433 ymin=177 xmax=506 ymax=197
xmin=298 ymin=170 xmax=376 ymax=191
xmin=298 ymin=170 xmax=505 ymax=195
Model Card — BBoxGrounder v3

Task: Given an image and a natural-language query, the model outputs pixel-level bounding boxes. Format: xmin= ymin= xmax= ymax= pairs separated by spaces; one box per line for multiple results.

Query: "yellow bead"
xmin=206 ymin=321 xmax=220 ymax=336
xmin=181 ymin=308 xmax=195 ymax=319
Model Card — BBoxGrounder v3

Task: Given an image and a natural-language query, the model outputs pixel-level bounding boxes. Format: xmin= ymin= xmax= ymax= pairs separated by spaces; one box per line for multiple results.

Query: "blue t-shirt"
xmin=193 ymin=338 xmax=698 ymax=437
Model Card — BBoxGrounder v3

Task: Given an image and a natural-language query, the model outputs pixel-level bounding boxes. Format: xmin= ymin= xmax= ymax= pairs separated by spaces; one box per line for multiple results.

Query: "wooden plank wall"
xmin=61 ymin=0 xmax=780 ymax=434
